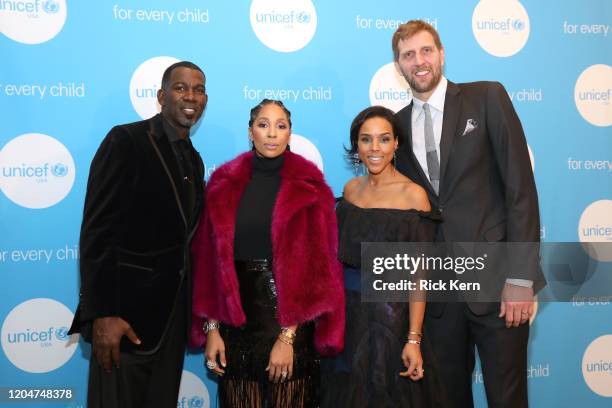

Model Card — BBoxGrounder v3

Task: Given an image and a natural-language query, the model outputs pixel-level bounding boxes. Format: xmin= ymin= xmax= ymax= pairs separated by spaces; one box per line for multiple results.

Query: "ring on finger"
xmin=281 ymin=371 xmax=288 ymax=379
xmin=206 ymin=360 xmax=217 ymax=370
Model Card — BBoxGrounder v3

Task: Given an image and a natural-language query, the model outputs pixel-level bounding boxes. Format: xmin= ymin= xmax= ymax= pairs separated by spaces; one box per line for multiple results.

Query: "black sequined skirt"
xmin=218 ymin=259 xmax=319 ymax=407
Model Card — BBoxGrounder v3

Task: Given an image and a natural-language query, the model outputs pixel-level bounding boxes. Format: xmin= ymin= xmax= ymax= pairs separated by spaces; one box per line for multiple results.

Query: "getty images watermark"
xmin=359 ymin=242 xmax=612 ymax=303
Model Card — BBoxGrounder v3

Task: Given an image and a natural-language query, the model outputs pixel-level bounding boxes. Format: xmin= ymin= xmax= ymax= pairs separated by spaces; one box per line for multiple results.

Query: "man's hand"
xmin=499 ymin=283 xmax=534 ymax=328
xmin=92 ymin=317 xmax=141 ymax=373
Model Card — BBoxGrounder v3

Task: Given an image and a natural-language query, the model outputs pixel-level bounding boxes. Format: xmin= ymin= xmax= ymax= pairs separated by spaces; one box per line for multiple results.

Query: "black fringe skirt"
xmin=218 ymin=259 xmax=320 ymax=408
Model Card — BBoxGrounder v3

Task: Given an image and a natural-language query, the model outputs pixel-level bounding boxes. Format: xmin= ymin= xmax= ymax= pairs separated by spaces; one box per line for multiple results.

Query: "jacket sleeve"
xmin=78 ymin=126 xmax=137 ymax=323
xmin=313 ymin=185 xmax=345 ymax=356
xmin=190 ymin=178 xmax=242 ymax=348
xmin=485 ymin=82 xmax=541 ymax=281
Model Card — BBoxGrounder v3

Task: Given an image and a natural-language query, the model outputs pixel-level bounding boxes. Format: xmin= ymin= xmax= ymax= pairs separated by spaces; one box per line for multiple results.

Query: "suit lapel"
xmin=147 ymin=116 xmax=188 ymax=228
xmin=439 ymin=81 xmax=461 ymax=196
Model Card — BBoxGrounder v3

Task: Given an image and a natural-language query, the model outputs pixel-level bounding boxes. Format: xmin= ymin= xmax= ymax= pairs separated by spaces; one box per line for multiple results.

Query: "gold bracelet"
xmin=277 ymin=334 xmax=294 ymax=346
xmin=407 ymin=331 xmax=423 ymax=338
xmin=280 ymin=327 xmax=297 ymax=340
xmin=406 ymin=339 xmax=421 ymax=345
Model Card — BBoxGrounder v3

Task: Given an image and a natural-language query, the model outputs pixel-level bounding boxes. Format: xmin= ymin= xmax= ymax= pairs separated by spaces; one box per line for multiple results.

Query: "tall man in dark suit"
xmin=68 ymin=61 xmax=207 ymax=407
xmin=392 ymin=21 xmax=544 ymax=407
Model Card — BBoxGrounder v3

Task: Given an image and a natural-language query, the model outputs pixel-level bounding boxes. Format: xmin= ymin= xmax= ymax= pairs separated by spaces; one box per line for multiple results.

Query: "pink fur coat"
xmin=190 ymin=151 xmax=344 ymax=356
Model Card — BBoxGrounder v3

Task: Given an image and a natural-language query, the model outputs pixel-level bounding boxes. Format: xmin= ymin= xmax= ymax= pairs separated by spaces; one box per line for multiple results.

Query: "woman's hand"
xmin=204 ymin=330 xmax=226 ymax=376
xmin=266 ymin=338 xmax=294 ymax=383
xmin=399 ymin=343 xmax=424 ymax=381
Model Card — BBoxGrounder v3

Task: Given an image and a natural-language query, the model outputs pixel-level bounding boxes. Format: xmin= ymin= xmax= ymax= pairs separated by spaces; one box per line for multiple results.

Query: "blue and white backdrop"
xmin=1 ymin=1 xmax=611 ymax=407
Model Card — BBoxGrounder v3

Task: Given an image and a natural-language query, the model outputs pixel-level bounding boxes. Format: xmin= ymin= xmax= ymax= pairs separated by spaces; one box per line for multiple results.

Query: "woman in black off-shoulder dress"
xmin=321 ymin=106 xmax=445 ymax=408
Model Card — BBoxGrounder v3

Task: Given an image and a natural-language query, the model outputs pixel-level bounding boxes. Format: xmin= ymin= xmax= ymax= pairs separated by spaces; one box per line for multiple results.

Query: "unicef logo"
xmin=188 ymin=396 xmax=204 ymax=408
xmin=54 ymin=326 xmax=69 ymax=340
xmin=43 ymin=0 xmax=59 ymax=13
xmin=296 ymin=11 xmax=311 ymax=23
xmin=1 ymin=298 xmax=79 ymax=373
xmin=129 ymin=56 xmax=181 ymax=120
xmin=578 ymin=200 xmax=612 ymax=262
xmin=369 ymin=62 xmax=411 ymax=113
xmin=0 ymin=133 xmax=76 ymax=209
xmin=51 ymin=163 xmax=69 ymax=177
xmin=512 ymin=19 xmax=525 ymax=31
xmin=472 ymin=0 xmax=530 ymax=57
xmin=582 ymin=335 xmax=612 ymax=397
xmin=574 ymin=64 xmax=612 ymax=127
xmin=0 ymin=0 xmax=67 ymax=44
xmin=250 ymin=0 xmax=318 ymax=53
xmin=6 ymin=325 xmax=69 ymax=344
xmin=177 ymin=370 xmax=210 ymax=408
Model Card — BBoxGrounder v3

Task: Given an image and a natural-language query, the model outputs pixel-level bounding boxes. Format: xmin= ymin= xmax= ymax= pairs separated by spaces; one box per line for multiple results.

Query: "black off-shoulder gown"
xmin=321 ymin=199 xmax=445 ymax=408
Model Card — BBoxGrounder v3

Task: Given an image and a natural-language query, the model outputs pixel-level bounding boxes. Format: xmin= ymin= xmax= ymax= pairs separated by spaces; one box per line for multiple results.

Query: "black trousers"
xmin=425 ymin=302 xmax=529 ymax=408
xmin=87 ymin=294 xmax=187 ymax=408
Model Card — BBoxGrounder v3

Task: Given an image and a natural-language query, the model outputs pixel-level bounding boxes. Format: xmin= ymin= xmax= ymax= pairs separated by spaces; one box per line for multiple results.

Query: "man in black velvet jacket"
xmin=68 ymin=61 xmax=207 ymax=407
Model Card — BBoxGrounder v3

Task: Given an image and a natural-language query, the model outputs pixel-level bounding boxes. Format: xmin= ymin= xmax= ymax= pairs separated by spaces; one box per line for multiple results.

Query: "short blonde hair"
xmin=392 ymin=20 xmax=443 ymax=61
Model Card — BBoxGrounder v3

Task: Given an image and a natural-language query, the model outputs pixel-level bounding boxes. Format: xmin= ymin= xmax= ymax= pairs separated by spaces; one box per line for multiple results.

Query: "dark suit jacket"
xmin=69 ymin=114 xmax=204 ymax=353
xmin=396 ymin=80 xmax=545 ymax=315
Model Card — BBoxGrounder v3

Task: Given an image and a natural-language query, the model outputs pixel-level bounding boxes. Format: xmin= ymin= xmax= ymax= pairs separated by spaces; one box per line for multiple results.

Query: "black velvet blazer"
xmin=69 ymin=114 xmax=204 ymax=353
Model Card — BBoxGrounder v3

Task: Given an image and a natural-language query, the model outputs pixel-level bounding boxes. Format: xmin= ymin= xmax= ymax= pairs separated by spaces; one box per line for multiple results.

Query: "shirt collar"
xmin=412 ymin=76 xmax=448 ymax=115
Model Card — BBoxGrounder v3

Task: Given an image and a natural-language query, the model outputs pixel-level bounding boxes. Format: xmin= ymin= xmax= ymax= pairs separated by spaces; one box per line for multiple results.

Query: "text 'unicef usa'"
xmin=0 ymin=245 xmax=79 ymax=264
xmin=1 ymin=82 xmax=85 ymax=100
xmin=112 ymin=4 xmax=209 ymax=24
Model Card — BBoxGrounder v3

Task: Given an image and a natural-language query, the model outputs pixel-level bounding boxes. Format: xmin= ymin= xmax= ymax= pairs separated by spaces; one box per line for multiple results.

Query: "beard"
xmin=401 ymin=64 xmax=442 ymax=95
xmin=168 ymin=106 xmax=202 ymax=129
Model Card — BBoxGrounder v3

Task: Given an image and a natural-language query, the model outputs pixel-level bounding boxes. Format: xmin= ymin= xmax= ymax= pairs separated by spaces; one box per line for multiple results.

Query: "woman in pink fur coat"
xmin=190 ymin=99 xmax=344 ymax=407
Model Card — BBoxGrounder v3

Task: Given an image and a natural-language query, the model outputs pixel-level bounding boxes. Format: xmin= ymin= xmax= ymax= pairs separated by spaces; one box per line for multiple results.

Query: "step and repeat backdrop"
xmin=1 ymin=1 xmax=611 ymax=407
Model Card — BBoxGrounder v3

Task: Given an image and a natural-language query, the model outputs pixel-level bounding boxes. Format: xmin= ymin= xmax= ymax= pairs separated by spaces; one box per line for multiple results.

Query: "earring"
xmin=393 ymin=151 xmax=397 ymax=169
xmin=352 ymin=153 xmax=361 ymax=176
